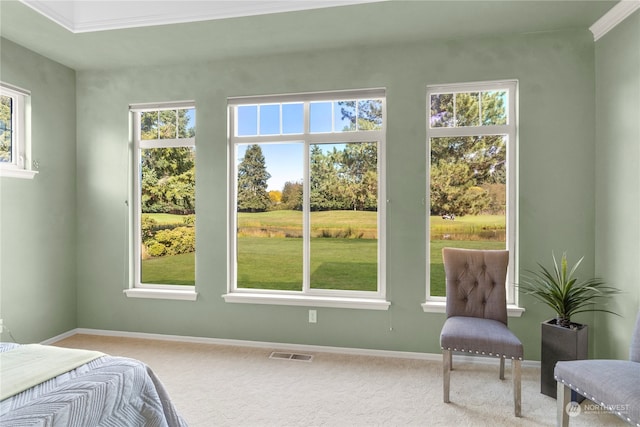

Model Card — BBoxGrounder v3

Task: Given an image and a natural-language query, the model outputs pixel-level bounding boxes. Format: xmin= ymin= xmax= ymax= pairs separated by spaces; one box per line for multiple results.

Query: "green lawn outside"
xmin=237 ymin=210 xmax=377 ymax=238
xmin=141 ymin=252 xmax=195 ymax=285
xmin=236 ymin=236 xmax=377 ymax=291
xmin=237 ymin=210 xmax=377 ymax=229
xmin=142 ymin=213 xmax=190 ymax=225
xmin=141 ymin=211 xmax=505 ymax=293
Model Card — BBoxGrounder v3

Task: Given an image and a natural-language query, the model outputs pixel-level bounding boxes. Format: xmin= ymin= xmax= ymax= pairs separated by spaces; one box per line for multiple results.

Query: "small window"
xmin=129 ymin=102 xmax=196 ymax=292
xmin=0 ymin=82 xmax=35 ymax=179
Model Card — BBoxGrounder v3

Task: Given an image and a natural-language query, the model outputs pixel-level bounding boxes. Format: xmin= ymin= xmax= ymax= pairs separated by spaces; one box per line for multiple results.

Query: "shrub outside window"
xmin=129 ymin=102 xmax=196 ymax=295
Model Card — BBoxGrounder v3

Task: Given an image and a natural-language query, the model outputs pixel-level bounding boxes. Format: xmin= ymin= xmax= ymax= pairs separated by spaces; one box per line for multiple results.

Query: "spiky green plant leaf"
xmin=518 ymin=252 xmax=621 ymax=328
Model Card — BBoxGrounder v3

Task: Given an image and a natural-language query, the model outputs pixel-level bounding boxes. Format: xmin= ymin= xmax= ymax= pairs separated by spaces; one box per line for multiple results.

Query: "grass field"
xmin=237 ymin=210 xmax=378 ymax=239
xmin=141 ymin=252 xmax=195 ymax=285
xmin=141 ymin=211 xmax=505 ymax=293
xmin=236 ymin=237 xmax=376 ymax=291
xmin=142 ymin=213 xmax=191 ymax=225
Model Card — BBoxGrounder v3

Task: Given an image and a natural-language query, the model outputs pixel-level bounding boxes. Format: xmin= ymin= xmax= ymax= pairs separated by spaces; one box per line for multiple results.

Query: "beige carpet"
xmin=53 ymin=334 xmax=626 ymax=427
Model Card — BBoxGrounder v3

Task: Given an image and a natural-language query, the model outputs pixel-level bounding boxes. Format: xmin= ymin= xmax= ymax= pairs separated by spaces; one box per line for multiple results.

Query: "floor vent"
xmin=269 ymin=351 xmax=313 ymax=362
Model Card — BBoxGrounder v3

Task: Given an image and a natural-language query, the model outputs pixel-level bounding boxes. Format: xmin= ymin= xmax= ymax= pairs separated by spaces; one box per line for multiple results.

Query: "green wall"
xmin=74 ymin=29 xmax=599 ymax=360
xmin=0 ymin=38 xmax=77 ymax=343
xmin=593 ymin=10 xmax=640 ymax=359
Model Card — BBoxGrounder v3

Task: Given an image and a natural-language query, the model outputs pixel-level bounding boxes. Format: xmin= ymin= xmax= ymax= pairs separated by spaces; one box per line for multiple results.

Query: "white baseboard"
xmin=48 ymin=328 xmax=541 ymax=368
xmin=40 ymin=329 xmax=79 ymax=345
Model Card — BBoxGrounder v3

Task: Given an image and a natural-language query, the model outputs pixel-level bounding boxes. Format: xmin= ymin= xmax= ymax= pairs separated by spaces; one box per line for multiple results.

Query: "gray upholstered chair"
xmin=555 ymin=312 xmax=640 ymax=426
xmin=439 ymin=247 xmax=523 ymax=417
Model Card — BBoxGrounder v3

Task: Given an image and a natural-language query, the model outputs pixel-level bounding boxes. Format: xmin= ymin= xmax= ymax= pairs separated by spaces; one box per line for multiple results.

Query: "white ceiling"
xmin=20 ymin=0 xmax=386 ymax=33
xmin=1 ymin=1 xmax=621 ymax=71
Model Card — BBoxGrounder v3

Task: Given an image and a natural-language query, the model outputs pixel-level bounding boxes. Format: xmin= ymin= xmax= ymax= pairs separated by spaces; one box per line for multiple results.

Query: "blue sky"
xmin=236 ymin=143 xmax=303 ymax=192
xmin=235 ymin=101 xmax=358 ymax=191
xmin=186 ymin=108 xmax=195 ymax=132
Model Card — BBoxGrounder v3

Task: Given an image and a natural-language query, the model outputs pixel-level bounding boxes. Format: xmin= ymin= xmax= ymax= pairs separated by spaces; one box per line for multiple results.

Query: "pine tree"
xmin=237 ymin=144 xmax=271 ymax=212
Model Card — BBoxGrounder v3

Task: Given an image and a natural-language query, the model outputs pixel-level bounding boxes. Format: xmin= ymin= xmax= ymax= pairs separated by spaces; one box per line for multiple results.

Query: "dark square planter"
xmin=541 ymin=319 xmax=588 ymax=401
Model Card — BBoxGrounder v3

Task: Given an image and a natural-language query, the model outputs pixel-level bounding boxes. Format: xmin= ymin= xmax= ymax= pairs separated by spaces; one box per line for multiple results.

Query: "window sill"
xmin=124 ymin=288 xmax=198 ymax=301
xmin=421 ymin=300 xmax=525 ymax=317
xmin=0 ymin=168 xmax=38 ymax=179
xmin=223 ymin=292 xmax=391 ymax=310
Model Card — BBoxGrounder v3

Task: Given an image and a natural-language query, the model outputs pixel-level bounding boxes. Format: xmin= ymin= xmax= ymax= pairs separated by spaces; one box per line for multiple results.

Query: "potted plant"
xmin=519 ymin=252 xmax=621 ymax=399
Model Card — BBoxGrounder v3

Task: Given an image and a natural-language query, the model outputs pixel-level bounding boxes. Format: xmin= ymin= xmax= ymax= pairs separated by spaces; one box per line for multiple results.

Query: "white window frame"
xmin=0 ymin=82 xmax=36 ymax=179
xmin=422 ymin=80 xmax=523 ymax=316
xmin=224 ymin=89 xmax=389 ymax=310
xmin=125 ymin=101 xmax=197 ymax=301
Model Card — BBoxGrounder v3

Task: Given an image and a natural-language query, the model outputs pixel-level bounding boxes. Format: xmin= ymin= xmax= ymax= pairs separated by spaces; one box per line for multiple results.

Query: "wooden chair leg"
xmin=443 ymin=349 xmax=451 ymax=403
xmin=499 ymin=357 xmax=505 ymax=379
xmin=513 ymin=359 xmax=521 ymax=417
xmin=557 ymin=381 xmax=571 ymax=427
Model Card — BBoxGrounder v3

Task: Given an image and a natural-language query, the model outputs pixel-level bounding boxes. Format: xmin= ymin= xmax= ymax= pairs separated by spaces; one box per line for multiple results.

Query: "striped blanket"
xmin=0 ymin=343 xmax=187 ymax=427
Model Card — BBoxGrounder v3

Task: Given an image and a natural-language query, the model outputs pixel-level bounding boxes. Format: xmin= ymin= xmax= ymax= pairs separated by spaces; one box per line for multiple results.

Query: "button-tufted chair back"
xmin=443 ymin=247 xmax=509 ymax=325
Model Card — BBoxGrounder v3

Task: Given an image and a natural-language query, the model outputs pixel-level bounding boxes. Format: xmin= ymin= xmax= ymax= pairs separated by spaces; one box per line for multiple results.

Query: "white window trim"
xmin=125 ymin=101 xmax=197 ymax=301
xmin=422 ymin=300 xmax=525 ymax=317
xmin=423 ymin=80 xmax=522 ymax=312
xmin=0 ymin=82 xmax=37 ymax=179
xmin=224 ymin=89 xmax=388 ymax=310
xmin=124 ymin=287 xmax=198 ymax=301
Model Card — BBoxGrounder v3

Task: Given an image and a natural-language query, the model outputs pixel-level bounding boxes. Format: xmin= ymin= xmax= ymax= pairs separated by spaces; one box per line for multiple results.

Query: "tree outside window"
xmin=427 ymin=82 xmax=516 ymax=302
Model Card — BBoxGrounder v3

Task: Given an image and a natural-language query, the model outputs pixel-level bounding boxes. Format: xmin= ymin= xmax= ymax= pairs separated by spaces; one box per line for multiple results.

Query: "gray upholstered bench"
xmin=555 ymin=312 xmax=640 ymax=426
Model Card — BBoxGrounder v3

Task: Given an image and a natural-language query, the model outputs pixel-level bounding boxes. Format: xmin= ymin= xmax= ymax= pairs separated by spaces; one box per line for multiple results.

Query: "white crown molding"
xmin=19 ymin=0 xmax=386 ymax=34
xmin=20 ymin=0 xmax=75 ymax=32
xmin=590 ymin=0 xmax=640 ymax=41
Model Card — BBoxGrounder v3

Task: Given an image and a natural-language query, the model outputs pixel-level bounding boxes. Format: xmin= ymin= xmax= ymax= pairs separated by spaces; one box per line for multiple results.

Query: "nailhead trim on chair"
xmin=442 ymin=346 xmax=523 ymax=360
xmin=555 ymin=376 xmax=639 ymax=427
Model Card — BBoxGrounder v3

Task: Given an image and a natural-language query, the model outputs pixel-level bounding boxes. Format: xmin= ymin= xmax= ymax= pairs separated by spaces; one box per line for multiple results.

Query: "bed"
xmin=0 ymin=342 xmax=188 ymax=426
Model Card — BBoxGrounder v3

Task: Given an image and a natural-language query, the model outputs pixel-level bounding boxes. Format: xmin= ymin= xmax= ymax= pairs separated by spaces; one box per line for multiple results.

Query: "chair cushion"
xmin=440 ymin=316 xmax=523 ymax=359
xmin=555 ymin=360 xmax=640 ymax=425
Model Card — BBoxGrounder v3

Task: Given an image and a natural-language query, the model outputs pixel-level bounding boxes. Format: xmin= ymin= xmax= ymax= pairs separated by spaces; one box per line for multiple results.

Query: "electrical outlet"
xmin=308 ymin=310 xmax=317 ymax=323
xmin=0 ymin=319 xmax=4 ymax=333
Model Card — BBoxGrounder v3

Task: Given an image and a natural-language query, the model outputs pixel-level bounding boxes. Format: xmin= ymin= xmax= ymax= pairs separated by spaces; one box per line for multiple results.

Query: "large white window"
xmin=225 ymin=89 xmax=388 ymax=310
xmin=0 ymin=82 xmax=35 ymax=179
xmin=126 ymin=101 xmax=196 ymax=300
xmin=423 ymin=81 xmax=521 ymax=314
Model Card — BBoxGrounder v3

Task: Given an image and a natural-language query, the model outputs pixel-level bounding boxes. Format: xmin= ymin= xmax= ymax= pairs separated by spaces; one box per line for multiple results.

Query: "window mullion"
xmin=12 ymin=95 xmax=18 ymax=166
xmin=139 ymin=138 xmax=194 ymax=149
xmin=303 ymin=140 xmax=311 ymax=294
xmin=132 ymin=112 xmax=142 ymax=288
xmin=302 ymin=101 xmax=311 ymax=293
xmin=256 ymin=105 xmax=261 ymax=136
xmin=230 ymin=139 xmax=239 ymax=292
xmin=175 ymin=110 xmax=179 ymax=138
xmin=453 ymin=94 xmax=457 ymax=127
xmin=428 ymin=125 xmax=509 ymax=138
